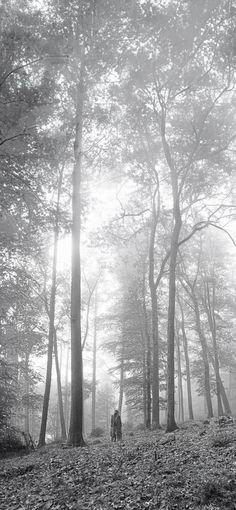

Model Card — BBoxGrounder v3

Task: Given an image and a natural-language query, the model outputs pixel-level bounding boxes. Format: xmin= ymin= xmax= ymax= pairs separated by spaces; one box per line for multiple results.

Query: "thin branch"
xmin=207 ymin=222 xmax=236 ymax=246
xmin=0 ymin=58 xmax=43 ymax=89
xmin=110 ymin=209 xmax=150 ymax=223
xmin=178 ymin=220 xmax=236 ymax=248
xmin=154 ymin=250 xmax=170 ymax=289
xmin=0 ymin=132 xmax=31 ymax=147
xmin=0 ymin=54 xmax=69 ymax=89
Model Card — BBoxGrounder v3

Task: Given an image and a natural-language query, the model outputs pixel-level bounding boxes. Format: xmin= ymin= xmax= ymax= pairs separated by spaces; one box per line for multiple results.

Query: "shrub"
xmin=0 ymin=426 xmax=34 ymax=456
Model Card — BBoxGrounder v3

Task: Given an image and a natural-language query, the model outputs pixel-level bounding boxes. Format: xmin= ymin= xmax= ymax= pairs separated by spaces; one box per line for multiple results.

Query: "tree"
xmin=91 ymin=286 xmax=98 ymax=432
xmin=38 ymin=145 xmax=68 ymax=447
xmin=67 ymin=39 xmax=85 ymax=444
xmin=203 ymin=274 xmax=224 ymax=416
xmin=117 ymin=0 xmax=236 ymax=430
xmin=177 ymin=295 xmax=194 ymax=420
xmin=148 ymin=184 xmax=161 ymax=428
xmin=178 ymin=229 xmax=235 ymax=418
xmin=54 ymin=329 xmax=67 ymax=440
xmin=179 ymin=262 xmax=214 ymax=418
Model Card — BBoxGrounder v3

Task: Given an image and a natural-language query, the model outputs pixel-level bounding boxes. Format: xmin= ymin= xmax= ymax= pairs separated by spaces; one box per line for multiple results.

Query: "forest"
xmin=1 ymin=0 xmax=236 ymax=466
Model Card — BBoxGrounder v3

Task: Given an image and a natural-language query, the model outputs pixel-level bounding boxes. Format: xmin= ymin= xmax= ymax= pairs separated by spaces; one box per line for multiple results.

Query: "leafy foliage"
xmin=0 ymin=426 xmax=35 ymax=457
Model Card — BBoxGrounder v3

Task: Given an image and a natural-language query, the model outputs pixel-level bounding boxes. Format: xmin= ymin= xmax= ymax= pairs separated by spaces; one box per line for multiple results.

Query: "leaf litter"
xmin=1 ymin=419 xmax=236 ymax=510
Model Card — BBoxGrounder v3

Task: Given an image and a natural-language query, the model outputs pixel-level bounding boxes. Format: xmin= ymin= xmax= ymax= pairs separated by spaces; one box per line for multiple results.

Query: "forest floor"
xmin=1 ymin=419 xmax=236 ymax=510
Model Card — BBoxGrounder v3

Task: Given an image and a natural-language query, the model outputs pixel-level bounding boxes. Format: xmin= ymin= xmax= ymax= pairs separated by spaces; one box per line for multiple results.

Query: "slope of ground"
xmin=1 ymin=419 xmax=236 ymax=510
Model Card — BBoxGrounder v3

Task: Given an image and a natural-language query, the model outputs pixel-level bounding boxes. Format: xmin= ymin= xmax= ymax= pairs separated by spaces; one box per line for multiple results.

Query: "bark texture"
xmin=67 ymin=59 xmax=85 ymax=447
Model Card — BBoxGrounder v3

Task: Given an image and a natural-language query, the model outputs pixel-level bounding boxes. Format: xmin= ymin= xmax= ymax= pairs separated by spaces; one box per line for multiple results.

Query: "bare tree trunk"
xmin=54 ymin=330 xmax=67 ymax=440
xmin=138 ymin=304 xmax=148 ymax=426
xmin=192 ymin=292 xmax=213 ymax=418
xmin=118 ymin=337 xmax=125 ymax=415
xmin=24 ymin=351 xmax=30 ymax=435
xmin=91 ymin=292 xmax=97 ymax=431
xmin=142 ymin=276 xmax=151 ymax=429
xmin=166 ymin=211 xmax=181 ymax=432
xmin=159 ymin=108 xmax=180 ymax=432
xmin=204 ymin=281 xmax=223 ymax=416
xmin=148 ymin=185 xmax=160 ymax=428
xmin=180 ymin=272 xmax=213 ymax=419
xmin=179 ymin=303 xmax=194 ymax=420
xmin=55 ymin=345 xmax=61 ymax=439
xmin=146 ymin=326 xmax=151 ymax=428
xmin=64 ymin=343 xmax=70 ymax=433
xmin=176 ymin=325 xmax=184 ymax=423
xmin=209 ymin=354 xmax=232 ymax=415
xmin=38 ymin=237 xmax=57 ymax=447
xmin=38 ymin=137 xmax=65 ymax=447
xmin=67 ymin=56 xmax=85 ymax=446
xmin=142 ymin=353 xmax=147 ymax=427
xmin=219 ymin=377 xmax=232 ymax=415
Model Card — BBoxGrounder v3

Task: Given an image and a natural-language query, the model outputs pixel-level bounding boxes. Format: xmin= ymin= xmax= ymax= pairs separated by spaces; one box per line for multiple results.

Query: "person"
xmin=110 ymin=409 xmax=122 ymax=442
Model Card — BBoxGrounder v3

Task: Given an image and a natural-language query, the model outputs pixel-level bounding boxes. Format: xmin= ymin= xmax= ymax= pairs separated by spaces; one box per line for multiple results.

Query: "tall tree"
xmin=38 ymin=154 xmax=66 ymax=447
xmin=54 ymin=330 xmax=67 ymax=440
xmin=67 ymin=50 xmax=85 ymax=445
xmin=148 ymin=184 xmax=161 ymax=428
xmin=119 ymin=0 xmax=235 ymax=430
xmin=177 ymin=295 xmax=194 ymax=420
xmin=91 ymin=288 xmax=98 ymax=431
xmin=180 ymin=268 xmax=214 ymax=418
xmin=203 ymin=276 xmax=224 ymax=416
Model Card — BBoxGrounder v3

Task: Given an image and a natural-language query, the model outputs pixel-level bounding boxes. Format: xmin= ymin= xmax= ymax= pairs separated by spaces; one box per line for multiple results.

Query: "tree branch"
xmin=110 ymin=209 xmax=150 ymax=223
xmin=179 ymin=220 xmax=236 ymax=248
xmin=0 ymin=54 xmax=69 ymax=89
xmin=0 ymin=132 xmax=31 ymax=147
xmin=0 ymin=58 xmax=43 ymax=89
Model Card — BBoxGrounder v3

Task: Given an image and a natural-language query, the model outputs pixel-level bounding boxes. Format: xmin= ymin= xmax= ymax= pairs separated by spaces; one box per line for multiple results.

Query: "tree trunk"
xmin=146 ymin=325 xmax=151 ymax=428
xmin=176 ymin=326 xmax=184 ymax=423
xmin=148 ymin=187 xmax=160 ymax=428
xmin=205 ymin=282 xmax=223 ymax=416
xmin=38 ymin=136 xmax=65 ymax=447
xmin=209 ymin=354 xmax=232 ymax=415
xmin=178 ymin=298 xmax=194 ymax=420
xmin=192 ymin=292 xmax=213 ymax=418
xmin=24 ymin=351 xmax=30 ymax=435
xmin=91 ymin=293 xmax=97 ymax=431
xmin=142 ymin=277 xmax=151 ymax=429
xmin=160 ymin=109 xmax=180 ymax=432
xmin=138 ymin=304 xmax=148 ymax=426
xmin=118 ymin=336 xmax=125 ymax=415
xmin=219 ymin=376 xmax=232 ymax=415
xmin=142 ymin=353 xmax=147 ymax=427
xmin=182 ymin=321 xmax=194 ymax=420
xmin=151 ymin=312 xmax=159 ymax=428
xmin=54 ymin=330 xmax=67 ymax=440
xmin=64 ymin=343 xmax=70 ymax=433
xmin=166 ymin=210 xmax=181 ymax=432
xmin=152 ymin=327 xmax=159 ymax=425
xmin=38 ymin=229 xmax=59 ymax=447
xmin=67 ymin=57 xmax=85 ymax=447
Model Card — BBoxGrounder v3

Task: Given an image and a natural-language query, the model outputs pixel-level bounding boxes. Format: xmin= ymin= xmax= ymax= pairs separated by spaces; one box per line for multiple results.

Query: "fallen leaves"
xmin=0 ymin=421 xmax=236 ymax=509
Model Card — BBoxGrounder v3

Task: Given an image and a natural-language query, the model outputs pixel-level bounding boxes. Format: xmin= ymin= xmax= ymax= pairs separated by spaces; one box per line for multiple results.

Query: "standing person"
xmin=110 ymin=409 xmax=122 ymax=441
